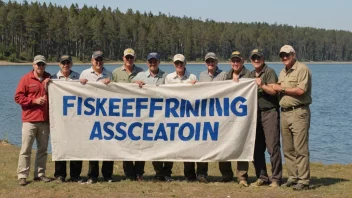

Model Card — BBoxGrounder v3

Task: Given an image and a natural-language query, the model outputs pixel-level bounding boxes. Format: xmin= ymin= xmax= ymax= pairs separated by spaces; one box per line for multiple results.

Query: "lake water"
xmin=1 ymin=63 xmax=351 ymax=164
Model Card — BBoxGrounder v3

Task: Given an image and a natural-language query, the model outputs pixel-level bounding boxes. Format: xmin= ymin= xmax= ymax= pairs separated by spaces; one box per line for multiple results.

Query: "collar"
xmin=208 ymin=67 xmax=222 ymax=77
xmin=173 ymin=69 xmax=189 ymax=79
xmin=30 ymin=70 xmax=50 ymax=79
xmin=145 ymin=69 xmax=163 ymax=78
xmin=56 ymin=70 xmax=78 ymax=79
xmin=89 ymin=67 xmax=106 ymax=75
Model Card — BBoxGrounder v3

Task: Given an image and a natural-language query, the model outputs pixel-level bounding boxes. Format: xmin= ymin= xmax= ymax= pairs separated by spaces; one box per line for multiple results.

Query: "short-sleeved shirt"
xmin=112 ymin=65 xmax=143 ymax=83
xmin=199 ymin=67 xmax=227 ymax=82
xmin=52 ymin=70 xmax=80 ymax=81
xmin=79 ymin=67 xmax=113 ymax=82
xmin=132 ymin=69 xmax=167 ymax=85
xmin=226 ymin=66 xmax=251 ymax=80
xmin=165 ymin=69 xmax=198 ymax=84
xmin=277 ymin=60 xmax=312 ymax=108
xmin=249 ymin=64 xmax=279 ymax=111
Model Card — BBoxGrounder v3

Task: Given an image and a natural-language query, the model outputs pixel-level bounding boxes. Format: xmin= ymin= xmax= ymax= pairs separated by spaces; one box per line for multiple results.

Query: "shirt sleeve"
xmin=297 ymin=68 xmax=310 ymax=92
xmin=14 ymin=77 xmax=33 ymax=107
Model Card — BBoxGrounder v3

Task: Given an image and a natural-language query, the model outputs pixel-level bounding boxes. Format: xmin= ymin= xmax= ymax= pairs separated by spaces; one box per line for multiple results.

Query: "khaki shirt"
xmin=112 ymin=65 xmax=143 ymax=83
xmin=226 ymin=66 xmax=251 ymax=80
xmin=278 ymin=60 xmax=312 ymax=108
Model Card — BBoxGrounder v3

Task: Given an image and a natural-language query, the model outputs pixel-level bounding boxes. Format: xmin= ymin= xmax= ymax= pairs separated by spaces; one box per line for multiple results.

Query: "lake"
xmin=1 ymin=63 xmax=351 ymax=164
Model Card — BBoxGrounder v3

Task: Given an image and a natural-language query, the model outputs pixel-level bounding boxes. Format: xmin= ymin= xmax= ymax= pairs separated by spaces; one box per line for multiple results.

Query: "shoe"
xmin=217 ymin=178 xmax=233 ymax=183
xmin=282 ymin=180 xmax=298 ymax=187
xmin=238 ymin=180 xmax=249 ymax=187
xmin=34 ymin=175 xmax=51 ymax=182
xmin=104 ymin=177 xmax=115 ymax=183
xmin=293 ymin=183 xmax=309 ymax=191
xmin=55 ymin=176 xmax=65 ymax=183
xmin=165 ymin=176 xmax=174 ymax=182
xmin=153 ymin=176 xmax=165 ymax=182
xmin=70 ymin=176 xmax=86 ymax=183
xmin=86 ymin=177 xmax=98 ymax=184
xmin=19 ymin=178 xmax=27 ymax=186
xmin=269 ymin=181 xmax=281 ymax=187
xmin=125 ymin=176 xmax=135 ymax=181
xmin=251 ymin=179 xmax=269 ymax=187
xmin=197 ymin=176 xmax=208 ymax=183
xmin=185 ymin=177 xmax=196 ymax=182
xmin=136 ymin=175 xmax=143 ymax=181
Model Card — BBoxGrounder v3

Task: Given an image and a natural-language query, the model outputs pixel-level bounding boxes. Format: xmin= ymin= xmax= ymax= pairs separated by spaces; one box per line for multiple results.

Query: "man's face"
xmin=123 ymin=55 xmax=135 ymax=68
xmin=147 ymin=58 xmax=159 ymax=73
xmin=205 ymin=58 xmax=217 ymax=71
xmin=250 ymin=55 xmax=264 ymax=69
xmin=32 ymin=62 xmax=46 ymax=75
xmin=230 ymin=57 xmax=244 ymax=73
xmin=59 ymin=60 xmax=72 ymax=73
xmin=91 ymin=56 xmax=104 ymax=71
xmin=173 ymin=60 xmax=185 ymax=73
xmin=280 ymin=52 xmax=295 ymax=67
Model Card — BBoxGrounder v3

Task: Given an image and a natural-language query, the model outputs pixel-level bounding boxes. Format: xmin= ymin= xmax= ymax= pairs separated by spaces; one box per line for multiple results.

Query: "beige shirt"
xmin=165 ymin=70 xmax=197 ymax=84
xmin=278 ymin=60 xmax=312 ymax=108
xmin=112 ymin=65 xmax=143 ymax=83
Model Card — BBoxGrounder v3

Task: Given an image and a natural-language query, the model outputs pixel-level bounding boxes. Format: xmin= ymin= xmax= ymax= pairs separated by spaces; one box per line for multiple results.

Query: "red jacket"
xmin=14 ymin=71 xmax=51 ymax=122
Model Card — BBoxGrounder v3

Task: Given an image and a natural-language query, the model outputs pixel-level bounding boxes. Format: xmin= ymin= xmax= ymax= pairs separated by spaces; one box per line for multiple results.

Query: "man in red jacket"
xmin=14 ymin=55 xmax=52 ymax=186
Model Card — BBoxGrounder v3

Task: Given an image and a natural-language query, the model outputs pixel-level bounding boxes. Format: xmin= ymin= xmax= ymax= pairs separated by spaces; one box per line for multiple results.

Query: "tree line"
xmin=1 ymin=1 xmax=352 ymax=62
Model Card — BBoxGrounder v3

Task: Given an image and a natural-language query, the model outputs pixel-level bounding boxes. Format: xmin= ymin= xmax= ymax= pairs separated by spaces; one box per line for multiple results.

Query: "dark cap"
xmin=250 ymin=49 xmax=264 ymax=57
xmin=92 ymin=50 xmax=104 ymax=59
xmin=60 ymin=55 xmax=72 ymax=63
xmin=230 ymin=51 xmax=244 ymax=59
xmin=147 ymin=52 xmax=160 ymax=61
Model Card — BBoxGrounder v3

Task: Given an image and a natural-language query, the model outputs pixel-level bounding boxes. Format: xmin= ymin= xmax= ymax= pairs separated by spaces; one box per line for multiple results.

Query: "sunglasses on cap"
xmin=125 ymin=55 xmax=134 ymax=60
xmin=95 ymin=57 xmax=104 ymax=62
xmin=279 ymin=52 xmax=291 ymax=59
xmin=206 ymin=59 xmax=216 ymax=63
xmin=36 ymin=62 xmax=46 ymax=66
xmin=174 ymin=61 xmax=184 ymax=65
xmin=61 ymin=60 xmax=71 ymax=65
xmin=251 ymin=55 xmax=262 ymax=61
xmin=231 ymin=58 xmax=242 ymax=63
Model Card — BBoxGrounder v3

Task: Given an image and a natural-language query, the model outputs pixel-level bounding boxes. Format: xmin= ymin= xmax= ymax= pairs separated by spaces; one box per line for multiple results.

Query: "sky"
xmin=5 ymin=0 xmax=352 ymax=32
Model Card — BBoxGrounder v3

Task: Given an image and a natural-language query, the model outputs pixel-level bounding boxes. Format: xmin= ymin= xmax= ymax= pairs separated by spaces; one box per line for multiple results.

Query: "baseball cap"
xmin=147 ymin=52 xmax=160 ymax=61
xmin=124 ymin=48 xmax=136 ymax=57
xmin=230 ymin=51 xmax=244 ymax=59
xmin=279 ymin=45 xmax=295 ymax=54
xmin=59 ymin=55 xmax=72 ymax=63
xmin=33 ymin=55 xmax=46 ymax=64
xmin=92 ymin=51 xmax=103 ymax=59
xmin=250 ymin=49 xmax=264 ymax=57
xmin=173 ymin=54 xmax=185 ymax=62
xmin=204 ymin=52 xmax=217 ymax=61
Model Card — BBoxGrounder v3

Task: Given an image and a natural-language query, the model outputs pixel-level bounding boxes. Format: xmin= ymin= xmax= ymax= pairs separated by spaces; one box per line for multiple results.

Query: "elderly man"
xmin=219 ymin=51 xmax=251 ymax=187
xmin=52 ymin=55 xmax=84 ymax=183
xmin=15 ymin=55 xmax=51 ymax=186
xmin=248 ymin=49 xmax=282 ymax=187
xmin=273 ymin=45 xmax=312 ymax=191
xmin=132 ymin=52 xmax=172 ymax=182
xmin=80 ymin=50 xmax=114 ymax=184
xmin=112 ymin=48 xmax=144 ymax=181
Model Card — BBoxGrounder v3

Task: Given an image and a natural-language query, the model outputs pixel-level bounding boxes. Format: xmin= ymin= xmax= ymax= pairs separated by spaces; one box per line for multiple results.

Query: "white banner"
xmin=49 ymin=79 xmax=257 ymax=162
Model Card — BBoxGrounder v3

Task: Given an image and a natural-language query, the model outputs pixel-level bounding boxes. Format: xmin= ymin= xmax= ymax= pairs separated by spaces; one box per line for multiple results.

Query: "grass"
xmin=0 ymin=143 xmax=351 ymax=198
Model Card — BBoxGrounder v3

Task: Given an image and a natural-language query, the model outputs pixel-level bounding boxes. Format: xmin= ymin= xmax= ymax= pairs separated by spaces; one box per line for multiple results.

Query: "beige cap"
xmin=279 ymin=45 xmax=295 ymax=54
xmin=173 ymin=54 xmax=185 ymax=62
xmin=124 ymin=48 xmax=136 ymax=57
xmin=33 ymin=55 xmax=46 ymax=64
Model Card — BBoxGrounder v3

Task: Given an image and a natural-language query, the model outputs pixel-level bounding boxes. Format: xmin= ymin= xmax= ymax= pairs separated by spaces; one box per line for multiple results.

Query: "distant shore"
xmin=0 ymin=60 xmax=351 ymax=66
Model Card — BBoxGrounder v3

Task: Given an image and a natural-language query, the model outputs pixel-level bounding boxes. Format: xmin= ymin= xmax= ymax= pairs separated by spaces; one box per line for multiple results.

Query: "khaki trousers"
xmin=281 ymin=107 xmax=310 ymax=185
xmin=17 ymin=122 xmax=50 ymax=179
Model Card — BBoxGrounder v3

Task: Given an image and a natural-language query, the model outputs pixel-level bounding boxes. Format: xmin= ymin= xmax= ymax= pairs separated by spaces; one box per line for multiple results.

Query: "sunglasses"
xmin=251 ymin=55 xmax=262 ymax=61
xmin=95 ymin=57 xmax=104 ymax=62
xmin=231 ymin=58 xmax=242 ymax=63
xmin=61 ymin=60 xmax=71 ymax=65
xmin=174 ymin=61 xmax=184 ymax=65
xmin=36 ymin=62 xmax=46 ymax=66
xmin=279 ymin=53 xmax=291 ymax=59
xmin=206 ymin=59 xmax=215 ymax=63
xmin=125 ymin=55 xmax=134 ymax=60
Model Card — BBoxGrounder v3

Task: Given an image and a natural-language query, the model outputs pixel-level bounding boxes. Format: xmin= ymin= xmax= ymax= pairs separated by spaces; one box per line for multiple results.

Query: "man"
xmin=51 ymin=55 xmax=84 ymax=183
xmin=165 ymin=54 xmax=197 ymax=182
xmin=196 ymin=52 xmax=227 ymax=183
xmin=273 ymin=45 xmax=312 ymax=191
xmin=219 ymin=51 xmax=251 ymax=187
xmin=15 ymin=55 xmax=51 ymax=186
xmin=132 ymin=52 xmax=171 ymax=182
xmin=248 ymin=49 xmax=282 ymax=187
xmin=79 ymin=50 xmax=114 ymax=184
xmin=112 ymin=48 xmax=144 ymax=181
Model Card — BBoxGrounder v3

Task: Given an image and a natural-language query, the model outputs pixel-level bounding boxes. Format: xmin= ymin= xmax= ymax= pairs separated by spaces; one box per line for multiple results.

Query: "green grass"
xmin=0 ymin=143 xmax=351 ymax=198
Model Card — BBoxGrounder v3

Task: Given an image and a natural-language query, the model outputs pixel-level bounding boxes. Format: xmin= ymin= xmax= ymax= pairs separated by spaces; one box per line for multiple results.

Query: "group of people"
xmin=14 ymin=45 xmax=312 ymax=191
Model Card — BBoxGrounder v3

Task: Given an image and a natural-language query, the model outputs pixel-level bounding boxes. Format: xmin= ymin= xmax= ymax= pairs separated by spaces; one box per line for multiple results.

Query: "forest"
xmin=1 ymin=1 xmax=352 ymax=62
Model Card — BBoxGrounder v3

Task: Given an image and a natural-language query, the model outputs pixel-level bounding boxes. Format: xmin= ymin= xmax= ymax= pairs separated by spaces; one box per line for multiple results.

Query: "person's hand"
xmin=135 ymin=80 xmax=145 ymax=88
xmin=255 ymin=78 xmax=263 ymax=87
xmin=232 ymin=78 xmax=239 ymax=83
xmin=103 ymin=78 xmax=111 ymax=85
xmin=189 ymin=80 xmax=197 ymax=84
xmin=33 ymin=96 xmax=47 ymax=105
xmin=80 ymin=78 xmax=88 ymax=85
xmin=272 ymin=84 xmax=282 ymax=92
xmin=42 ymin=78 xmax=52 ymax=92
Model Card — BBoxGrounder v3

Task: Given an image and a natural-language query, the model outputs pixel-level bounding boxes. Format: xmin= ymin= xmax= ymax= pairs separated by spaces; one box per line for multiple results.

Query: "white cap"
xmin=173 ymin=54 xmax=185 ymax=62
xmin=280 ymin=45 xmax=295 ymax=54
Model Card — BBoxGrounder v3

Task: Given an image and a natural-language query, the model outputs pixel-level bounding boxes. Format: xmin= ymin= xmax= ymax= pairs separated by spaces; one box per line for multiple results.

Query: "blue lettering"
xmin=150 ymin=98 xmax=163 ymax=117
xmin=115 ymin=122 xmax=127 ymax=140
xmin=89 ymin=121 xmax=102 ymax=140
xmin=128 ymin=122 xmax=142 ymax=140
xmin=178 ymin=122 xmax=194 ymax=141
xmin=167 ymin=123 xmax=178 ymax=141
xmin=231 ymin=97 xmax=247 ymax=116
xmin=103 ymin=122 xmax=114 ymax=140
xmin=203 ymin=122 xmax=219 ymax=141
xmin=154 ymin=123 xmax=168 ymax=141
xmin=136 ymin=98 xmax=148 ymax=117
xmin=77 ymin=97 xmax=82 ymax=115
xmin=143 ymin=122 xmax=154 ymax=141
xmin=96 ymin=98 xmax=107 ymax=116
xmin=201 ymin=99 xmax=207 ymax=116
xmin=84 ymin=97 xmax=95 ymax=115
xmin=109 ymin=98 xmax=120 ymax=116
xmin=185 ymin=99 xmax=200 ymax=117
xmin=194 ymin=122 xmax=201 ymax=140
xmin=63 ymin=96 xmax=76 ymax=116
xmin=122 ymin=98 xmax=135 ymax=117
xmin=165 ymin=98 xmax=179 ymax=118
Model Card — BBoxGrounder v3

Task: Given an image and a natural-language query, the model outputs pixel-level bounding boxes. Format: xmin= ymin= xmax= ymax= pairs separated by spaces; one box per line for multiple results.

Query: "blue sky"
xmin=6 ymin=0 xmax=352 ymax=32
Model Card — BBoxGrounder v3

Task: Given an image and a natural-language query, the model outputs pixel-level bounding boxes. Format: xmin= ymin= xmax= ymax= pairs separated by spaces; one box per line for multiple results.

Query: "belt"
xmin=281 ymin=104 xmax=307 ymax=112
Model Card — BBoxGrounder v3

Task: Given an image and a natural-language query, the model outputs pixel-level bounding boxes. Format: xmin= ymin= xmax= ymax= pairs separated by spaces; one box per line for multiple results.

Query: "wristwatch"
xmin=281 ymin=87 xmax=285 ymax=94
